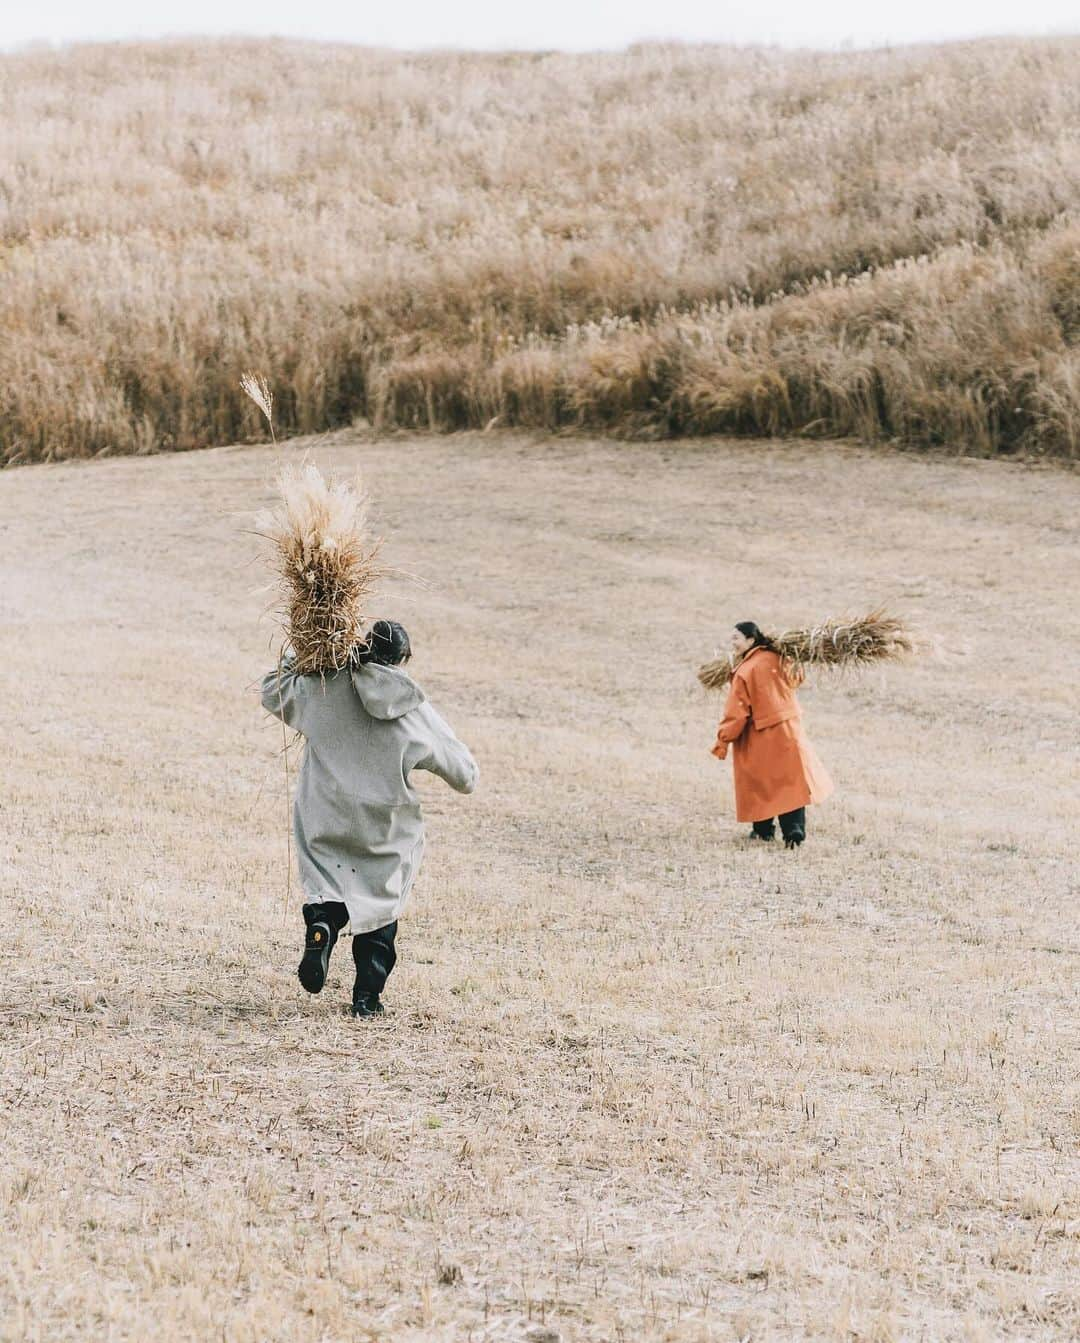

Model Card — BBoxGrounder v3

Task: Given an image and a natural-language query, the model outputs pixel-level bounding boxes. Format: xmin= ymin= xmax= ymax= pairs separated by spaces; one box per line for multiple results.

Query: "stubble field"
xmin=1 ymin=433 xmax=1079 ymax=1340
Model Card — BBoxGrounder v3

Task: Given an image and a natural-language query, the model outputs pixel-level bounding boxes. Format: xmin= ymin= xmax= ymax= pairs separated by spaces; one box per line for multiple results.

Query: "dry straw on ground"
xmin=697 ymin=611 xmax=918 ymax=691
xmin=1 ymin=36 xmax=1079 ymax=462
xmin=257 ymin=463 xmax=382 ymax=674
xmin=3 ymin=432 xmax=1079 ymax=1340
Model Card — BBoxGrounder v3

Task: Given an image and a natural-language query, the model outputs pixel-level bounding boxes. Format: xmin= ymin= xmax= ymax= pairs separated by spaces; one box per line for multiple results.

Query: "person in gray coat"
xmin=261 ymin=620 xmax=478 ymax=1016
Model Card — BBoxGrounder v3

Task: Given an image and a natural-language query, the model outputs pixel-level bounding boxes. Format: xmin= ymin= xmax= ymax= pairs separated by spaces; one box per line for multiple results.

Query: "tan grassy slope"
xmin=1 ymin=36 xmax=1078 ymax=464
xmin=2 ymin=434 xmax=1079 ymax=1340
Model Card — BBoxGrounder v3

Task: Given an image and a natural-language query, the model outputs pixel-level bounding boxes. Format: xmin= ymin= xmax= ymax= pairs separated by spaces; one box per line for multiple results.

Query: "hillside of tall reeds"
xmin=1 ymin=35 xmax=1078 ymax=463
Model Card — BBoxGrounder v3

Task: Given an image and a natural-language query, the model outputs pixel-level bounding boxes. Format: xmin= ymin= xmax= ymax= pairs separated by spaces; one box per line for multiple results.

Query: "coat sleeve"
xmin=415 ymin=703 xmax=479 ymax=795
xmin=260 ymin=656 xmax=310 ymax=733
xmin=711 ymin=675 xmax=751 ymax=760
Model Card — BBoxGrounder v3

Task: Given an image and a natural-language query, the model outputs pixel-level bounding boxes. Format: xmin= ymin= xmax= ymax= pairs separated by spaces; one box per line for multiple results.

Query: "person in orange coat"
xmin=711 ymin=621 xmax=833 ymax=847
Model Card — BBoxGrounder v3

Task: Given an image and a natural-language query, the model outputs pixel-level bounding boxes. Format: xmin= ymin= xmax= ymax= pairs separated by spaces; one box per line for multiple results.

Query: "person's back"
xmin=261 ymin=620 xmax=477 ymax=1016
xmin=732 ymin=647 xmax=802 ymax=730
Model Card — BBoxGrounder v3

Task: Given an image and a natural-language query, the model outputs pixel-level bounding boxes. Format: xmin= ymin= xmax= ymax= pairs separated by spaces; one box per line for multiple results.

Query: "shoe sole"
xmin=298 ymin=922 xmax=332 ymax=994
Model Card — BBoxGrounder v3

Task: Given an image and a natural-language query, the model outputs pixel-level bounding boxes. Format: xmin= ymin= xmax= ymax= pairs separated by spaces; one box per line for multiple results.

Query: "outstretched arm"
xmin=416 ymin=703 xmax=479 ymax=794
xmin=711 ymin=677 xmax=751 ymax=760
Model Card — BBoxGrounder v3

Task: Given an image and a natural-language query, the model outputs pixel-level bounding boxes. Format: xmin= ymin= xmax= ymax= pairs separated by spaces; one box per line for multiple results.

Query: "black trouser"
xmin=303 ymin=901 xmax=398 ymax=995
xmin=752 ymin=807 xmax=806 ymax=841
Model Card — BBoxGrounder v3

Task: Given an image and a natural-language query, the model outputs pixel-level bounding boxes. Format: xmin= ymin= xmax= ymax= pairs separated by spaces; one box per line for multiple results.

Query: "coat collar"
xmin=737 ymin=645 xmax=767 ymax=668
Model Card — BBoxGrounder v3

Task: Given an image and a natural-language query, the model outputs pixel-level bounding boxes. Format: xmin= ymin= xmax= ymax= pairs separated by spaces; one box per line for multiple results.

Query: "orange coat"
xmin=711 ymin=647 xmax=833 ymax=822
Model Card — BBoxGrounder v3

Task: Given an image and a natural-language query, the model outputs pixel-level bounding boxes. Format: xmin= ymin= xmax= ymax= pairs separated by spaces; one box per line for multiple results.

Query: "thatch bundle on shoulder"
xmin=698 ymin=610 xmax=918 ymax=692
xmin=257 ymin=463 xmax=383 ymax=675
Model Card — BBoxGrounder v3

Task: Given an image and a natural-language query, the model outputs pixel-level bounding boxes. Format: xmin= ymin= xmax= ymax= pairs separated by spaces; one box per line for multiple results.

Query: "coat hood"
xmin=350 ymin=663 xmax=426 ymax=720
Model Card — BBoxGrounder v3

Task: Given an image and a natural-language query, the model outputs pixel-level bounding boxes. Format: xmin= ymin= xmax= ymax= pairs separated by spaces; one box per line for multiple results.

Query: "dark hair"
xmin=734 ymin=620 xmax=777 ymax=653
xmin=352 ymin=619 xmax=412 ymax=667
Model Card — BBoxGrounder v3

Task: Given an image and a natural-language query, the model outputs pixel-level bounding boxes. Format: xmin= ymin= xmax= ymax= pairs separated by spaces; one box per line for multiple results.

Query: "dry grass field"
xmin=2 ymin=36 xmax=1079 ymax=462
xmin=2 ymin=432 xmax=1079 ymax=1340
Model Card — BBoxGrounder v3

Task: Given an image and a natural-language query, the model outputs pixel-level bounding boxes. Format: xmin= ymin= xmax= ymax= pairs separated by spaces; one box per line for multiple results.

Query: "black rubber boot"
xmin=298 ymin=909 xmax=339 ymax=994
xmin=779 ymin=808 xmax=806 ymax=850
xmin=350 ymin=922 xmax=397 ymax=1017
xmin=351 ymin=991 xmax=385 ymax=1018
xmin=750 ymin=822 xmax=775 ymax=841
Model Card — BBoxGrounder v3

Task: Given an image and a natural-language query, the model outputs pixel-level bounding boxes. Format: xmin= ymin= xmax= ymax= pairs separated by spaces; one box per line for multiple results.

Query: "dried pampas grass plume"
xmin=698 ymin=610 xmax=919 ymax=691
xmin=241 ymin=371 xmax=276 ymax=443
xmin=257 ymin=463 xmax=383 ymax=675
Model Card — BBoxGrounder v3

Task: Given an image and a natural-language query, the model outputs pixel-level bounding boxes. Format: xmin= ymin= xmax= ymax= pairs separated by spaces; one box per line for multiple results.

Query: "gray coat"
xmin=261 ymin=659 xmax=478 ymax=932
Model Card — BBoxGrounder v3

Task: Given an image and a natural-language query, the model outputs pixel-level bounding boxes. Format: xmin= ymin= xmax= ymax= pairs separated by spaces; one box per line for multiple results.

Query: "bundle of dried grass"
xmin=698 ymin=610 xmax=918 ymax=691
xmin=257 ymin=463 xmax=383 ymax=675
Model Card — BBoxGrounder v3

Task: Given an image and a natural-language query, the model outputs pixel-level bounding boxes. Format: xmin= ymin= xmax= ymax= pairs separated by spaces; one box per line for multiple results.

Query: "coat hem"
xmin=736 ymin=784 xmax=832 ymax=823
xmin=737 ymin=798 xmax=819 ymax=823
xmin=300 ymin=887 xmax=409 ymax=935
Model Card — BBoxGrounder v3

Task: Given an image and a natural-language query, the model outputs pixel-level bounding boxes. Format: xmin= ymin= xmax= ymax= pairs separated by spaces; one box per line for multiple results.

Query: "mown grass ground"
xmin=1 ymin=432 xmax=1078 ymax=1340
